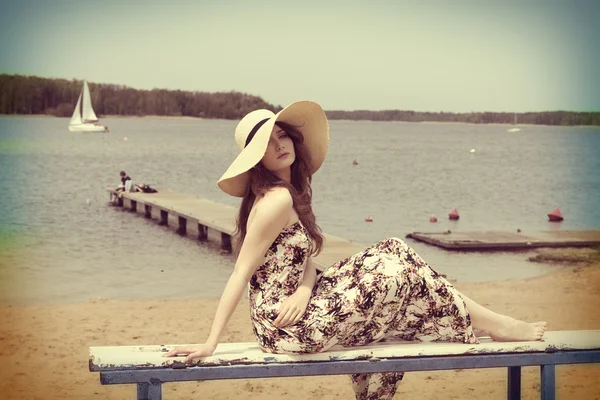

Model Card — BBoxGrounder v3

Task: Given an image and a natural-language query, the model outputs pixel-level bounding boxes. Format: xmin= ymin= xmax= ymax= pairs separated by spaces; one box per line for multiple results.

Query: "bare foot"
xmin=489 ymin=318 xmax=547 ymax=342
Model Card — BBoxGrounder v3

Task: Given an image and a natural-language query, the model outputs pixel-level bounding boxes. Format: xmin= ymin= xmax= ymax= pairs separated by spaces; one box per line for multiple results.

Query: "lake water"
xmin=0 ymin=116 xmax=599 ymax=305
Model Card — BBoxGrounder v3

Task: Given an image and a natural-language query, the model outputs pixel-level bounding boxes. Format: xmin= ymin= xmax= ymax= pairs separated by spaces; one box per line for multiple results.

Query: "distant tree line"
xmin=0 ymin=74 xmax=278 ymax=119
xmin=326 ymin=109 xmax=600 ymax=126
xmin=0 ymin=74 xmax=598 ymax=125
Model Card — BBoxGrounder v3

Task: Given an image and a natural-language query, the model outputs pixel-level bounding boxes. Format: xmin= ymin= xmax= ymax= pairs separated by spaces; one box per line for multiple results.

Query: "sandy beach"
xmin=1 ymin=254 xmax=599 ymax=400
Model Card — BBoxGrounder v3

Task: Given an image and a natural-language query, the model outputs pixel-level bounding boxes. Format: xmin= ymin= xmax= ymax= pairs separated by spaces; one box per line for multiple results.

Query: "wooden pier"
xmin=107 ymin=189 xmax=365 ymax=271
xmin=108 ymin=188 xmax=600 ymax=263
xmin=406 ymin=230 xmax=600 ymax=251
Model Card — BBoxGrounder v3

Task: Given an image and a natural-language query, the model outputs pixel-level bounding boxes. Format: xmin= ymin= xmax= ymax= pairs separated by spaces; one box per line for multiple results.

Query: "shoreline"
xmin=0 ymin=113 xmax=598 ymax=127
xmin=1 ymin=257 xmax=599 ymax=399
xmin=104 ymin=114 xmax=205 ymax=120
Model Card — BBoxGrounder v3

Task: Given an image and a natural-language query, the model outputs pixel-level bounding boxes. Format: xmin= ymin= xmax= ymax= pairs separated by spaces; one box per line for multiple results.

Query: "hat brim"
xmin=218 ymin=101 xmax=329 ymax=197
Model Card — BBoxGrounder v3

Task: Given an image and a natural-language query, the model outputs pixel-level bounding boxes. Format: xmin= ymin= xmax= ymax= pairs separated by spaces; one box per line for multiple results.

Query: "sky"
xmin=0 ymin=0 xmax=598 ymax=113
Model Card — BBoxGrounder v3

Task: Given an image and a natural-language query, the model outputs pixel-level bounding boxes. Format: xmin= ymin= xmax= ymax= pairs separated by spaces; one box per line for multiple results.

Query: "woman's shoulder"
xmin=247 ymin=187 xmax=294 ymax=230
xmin=255 ymin=187 xmax=293 ymax=211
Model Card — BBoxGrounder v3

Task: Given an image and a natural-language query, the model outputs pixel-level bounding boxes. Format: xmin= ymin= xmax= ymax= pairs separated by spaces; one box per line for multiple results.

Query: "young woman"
xmin=166 ymin=101 xmax=546 ymax=400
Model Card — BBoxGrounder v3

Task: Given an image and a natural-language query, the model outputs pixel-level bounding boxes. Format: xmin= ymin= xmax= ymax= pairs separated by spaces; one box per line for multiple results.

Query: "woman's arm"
xmin=272 ymin=257 xmax=318 ymax=328
xmin=165 ymin=188 xmax=294 ymax=361
xmin=296 ymin=257 xmax=317 ymax=297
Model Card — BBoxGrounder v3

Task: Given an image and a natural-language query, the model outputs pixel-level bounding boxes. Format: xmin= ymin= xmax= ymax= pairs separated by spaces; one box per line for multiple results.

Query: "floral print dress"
xmin=249 ymin=222 xmax=478 ymax=400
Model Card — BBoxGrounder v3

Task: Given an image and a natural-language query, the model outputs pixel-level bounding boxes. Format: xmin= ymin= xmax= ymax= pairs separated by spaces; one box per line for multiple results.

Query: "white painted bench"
xmin=89 ymin=330 xmax=600 ymax=400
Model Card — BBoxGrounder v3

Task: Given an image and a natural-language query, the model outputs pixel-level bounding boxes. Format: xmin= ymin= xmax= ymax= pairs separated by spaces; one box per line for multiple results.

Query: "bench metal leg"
xmin=137 ymin=381 xmax=162 ymax=400
xmin=507 ymin=366 xmax=521 ymax=399
xmin=540 ymin=364 xmax=555 ymax=400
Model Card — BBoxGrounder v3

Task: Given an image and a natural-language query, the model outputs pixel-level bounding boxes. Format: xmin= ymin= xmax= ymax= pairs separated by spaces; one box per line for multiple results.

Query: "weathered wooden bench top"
xmin=90 ymin=330 xmax=600 ymax=372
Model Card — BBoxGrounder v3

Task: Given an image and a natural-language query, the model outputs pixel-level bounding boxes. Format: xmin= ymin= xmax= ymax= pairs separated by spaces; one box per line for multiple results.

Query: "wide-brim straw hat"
xmin=217 ymin=100 xmax=329 ymax=197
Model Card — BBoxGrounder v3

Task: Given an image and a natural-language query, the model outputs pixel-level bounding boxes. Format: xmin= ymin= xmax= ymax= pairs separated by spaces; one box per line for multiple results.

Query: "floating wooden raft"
xmin=406 ymin=230 xmax=600 ymax=251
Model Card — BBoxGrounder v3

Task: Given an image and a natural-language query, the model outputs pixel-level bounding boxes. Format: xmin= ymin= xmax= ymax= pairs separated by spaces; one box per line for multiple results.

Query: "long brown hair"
xmin=234 ymin=121 xmax=324 ymax=256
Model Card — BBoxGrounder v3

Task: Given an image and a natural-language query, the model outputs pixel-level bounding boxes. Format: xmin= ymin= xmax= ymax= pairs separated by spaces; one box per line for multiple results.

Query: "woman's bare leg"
xmin=460 ymin=293 xmax=546 ymax=341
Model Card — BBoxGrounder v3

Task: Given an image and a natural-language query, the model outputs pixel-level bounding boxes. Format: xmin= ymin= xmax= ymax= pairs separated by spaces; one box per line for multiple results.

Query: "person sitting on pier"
xmin=116 ymin=171 xmax=131 ymax=192
xmin=134 ymin=183 xmax=157 ymax=193
xmin=111 ymin=171 xmax=134 ymax=204
xmin=165 ymin=101 xmax=547 ymax=400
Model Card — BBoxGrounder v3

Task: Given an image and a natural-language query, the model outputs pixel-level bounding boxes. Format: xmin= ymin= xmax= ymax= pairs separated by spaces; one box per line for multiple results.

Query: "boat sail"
xmin=507 ymin=112 xmax=521 ymax=132
xmin=68 ymin=81 xmax=108 ymax=132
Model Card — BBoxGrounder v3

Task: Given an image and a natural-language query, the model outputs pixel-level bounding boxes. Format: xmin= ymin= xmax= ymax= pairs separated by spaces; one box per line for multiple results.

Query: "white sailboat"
xmin=68 ymin=81 xmax=108 ymax=132
xmin=507 ymin=112 xmax=521 ymax=132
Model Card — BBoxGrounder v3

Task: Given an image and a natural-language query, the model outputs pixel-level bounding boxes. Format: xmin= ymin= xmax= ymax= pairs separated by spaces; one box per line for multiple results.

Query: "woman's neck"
xmin=275 ymin=168 xmax=291 ymax=183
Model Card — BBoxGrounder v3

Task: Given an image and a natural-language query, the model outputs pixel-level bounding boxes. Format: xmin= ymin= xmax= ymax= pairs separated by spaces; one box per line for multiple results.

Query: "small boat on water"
xmin=548 ymin=208 xmax=564 ymax=222
xmin=68 ymin=81 xmax=108 ymax=132
xmin=448 ymin=208 xmax=460 ymax=220
xmin=507 ymin=113 xmax=521 ymax=132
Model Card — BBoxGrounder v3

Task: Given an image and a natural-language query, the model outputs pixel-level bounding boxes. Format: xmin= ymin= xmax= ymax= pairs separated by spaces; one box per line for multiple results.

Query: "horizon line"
xmin=2 ymin=72 xmax=599 ymax=115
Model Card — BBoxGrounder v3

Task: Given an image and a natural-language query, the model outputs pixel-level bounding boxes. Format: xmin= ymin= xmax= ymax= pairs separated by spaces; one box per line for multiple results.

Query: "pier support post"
xmin=144 ymin=205 xmax=151 ymax=218
xmin=221 ymin=233 xmax=232 ymax=253
xmin=177 ymin=217 xmax=187 ymax=235
xmin=198 ymin=224 xmax=208 ymax=242
xmin=130 ymin=200 xmax=137 ymax=212
xmin=159 ymin=210 xmax=168 ymax=226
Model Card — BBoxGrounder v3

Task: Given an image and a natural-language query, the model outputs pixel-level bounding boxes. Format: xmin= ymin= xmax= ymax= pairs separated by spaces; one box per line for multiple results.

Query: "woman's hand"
xmin=163 ymin=343 xmax=217 ymax=363
xmin=273 ymin=290 xmax=311 ymax=328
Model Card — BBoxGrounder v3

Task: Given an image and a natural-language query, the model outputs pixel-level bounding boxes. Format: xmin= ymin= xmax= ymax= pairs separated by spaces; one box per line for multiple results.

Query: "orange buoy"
xmin=429 ymin=216 xmax=438 ymax=223
xmin=548 ymin=208 xmax=564 ymax=222
xmin=352 ymin=159 xmax=358 ymax=165
xmin=365 ymin=217 xmax=373 ymax=222
xmin=448 ymin=208 xmax=459 ymax=220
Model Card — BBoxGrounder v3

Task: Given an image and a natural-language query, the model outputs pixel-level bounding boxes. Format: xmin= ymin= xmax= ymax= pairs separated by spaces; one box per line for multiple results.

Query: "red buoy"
xmin=448 ymin=208 xmax=459 ymax=220
xmin=365 ymin=217 xmax=373 ymax=222
xmin=352 ymin=159 xmax=358 ymax=165
xmin=429 ymin=216 xmax=438 ymax=223
xmin=548 ymin=208 xmax=564 ymax=222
